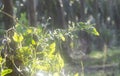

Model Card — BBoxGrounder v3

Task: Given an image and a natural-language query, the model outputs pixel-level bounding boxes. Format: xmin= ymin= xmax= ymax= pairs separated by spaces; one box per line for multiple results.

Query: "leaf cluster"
xmin=0 ymin=20 xmax=99 ymax=76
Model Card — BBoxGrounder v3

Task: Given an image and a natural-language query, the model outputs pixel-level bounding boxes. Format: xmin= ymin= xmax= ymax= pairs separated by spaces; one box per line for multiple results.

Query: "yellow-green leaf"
xmin=13 ymin=32 xmax=23 ymax=42
xmin=74 ymin=73 xmax=79 ymax=76
xmin=49 ymin=42 xmax=56 ymax=54
xmin=1 ymin=69 xmax=12 ymax=76
xmin=32 ymin=39 xmax=36 ymax=45
xmin=92 ymin=28 xmax=99 ymax=36
xmin=27 ymin=28 xmax=32 ymax=34
xmin=60 ymin=33 xmax=65 ymax=41
xmin=57 ymin=54 xmax=64 ymax=68
xmin=0 ymin=57 xmax=3 ymax=63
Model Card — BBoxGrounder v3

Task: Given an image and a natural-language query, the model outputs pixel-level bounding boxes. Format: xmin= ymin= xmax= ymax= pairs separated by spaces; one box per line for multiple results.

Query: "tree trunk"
xmin=2 ymin=0 xmax=14 ymax=30
xmin=27 ymin=0 xmax=37 ymax=26
xmin=57 ymin=0 xmax=74 ymax=64
xmin=79 ymin=0 xmax=85 ymax=21
xmin=57 ymin=0 xmax=66 ymax=28
xmin=113 ymin=0 xmax=120 ymax=46
xmin=79 ymin=0 xmax=92 ymax=54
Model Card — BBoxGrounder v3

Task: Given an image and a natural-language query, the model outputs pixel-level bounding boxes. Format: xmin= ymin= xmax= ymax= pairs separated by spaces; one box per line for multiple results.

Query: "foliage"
xmin=68 ymin=22 xmax=99 ymax=36
xmin=1 ymin=69 xmax=12 ymax=76
xmin=11 ymin=24 xmax=64 ymax=75
xmin=0 ymin=55 xmax=12 ymax=76
xmin=1 ymin=0 xmax=120 ymax=75
xmin=0 ymin=16 xmax=99 ymax=76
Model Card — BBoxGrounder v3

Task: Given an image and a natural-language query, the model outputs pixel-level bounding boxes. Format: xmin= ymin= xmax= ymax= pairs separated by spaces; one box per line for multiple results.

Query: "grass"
xmin=84 ymin=70 xmax=120 ymax=76
xmin=83 ymin=47 xmax=120 ymax=76
xmin=89 ymin=47 xmax=120 ymax=63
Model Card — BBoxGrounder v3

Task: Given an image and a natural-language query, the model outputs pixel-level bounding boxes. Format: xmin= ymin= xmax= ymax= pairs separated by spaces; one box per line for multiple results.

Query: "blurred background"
xmin=0 ymin=0 xmax=120 ymax=76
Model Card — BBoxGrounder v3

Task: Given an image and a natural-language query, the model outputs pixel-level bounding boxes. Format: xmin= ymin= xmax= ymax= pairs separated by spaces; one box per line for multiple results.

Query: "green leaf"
xmin=49 ymin=42 xmax=56 ymax=54
xmin=91 ymin=28 xmax=99 ymax=36
xmin=13 ymin=32 xmax=23 ymax=42
xmin=0 ymin=57 xmax=3 ymax=63
xmin=32 ymin=39 xmax=36 ymax=45
xmin=74 ymin=73 xmax=79 ymax=76
xmin=27 ymin=28 xmax=33 ymax=34
xmin=57 ymin=54 xmax=64 ymax=68
xmin=1 ymin=69 xmax=12 ymax=76
xmin=60 ymin=33 xmax=65 ymax=41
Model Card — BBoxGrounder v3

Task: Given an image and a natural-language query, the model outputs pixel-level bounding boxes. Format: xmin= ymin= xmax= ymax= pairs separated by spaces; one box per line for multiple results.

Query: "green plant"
xmin=11 ymin=23 xmax=65 ymax=76
xmin=0 ymin=18 xmax=99 ymax=76
xmin=0 ymin=56 xmax=12 ymax=76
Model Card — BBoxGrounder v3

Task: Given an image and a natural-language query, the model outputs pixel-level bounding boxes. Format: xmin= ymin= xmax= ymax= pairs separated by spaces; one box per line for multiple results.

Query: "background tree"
xmin=27 ymin=0 xmax=37 ymax=26
xmin=0 ymin=1 xmax=120 ymax=75
xmin=2 ymin=0 xmax=14 ymax=30
xmin=0 ymin=0 xmax=120 ymax=58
